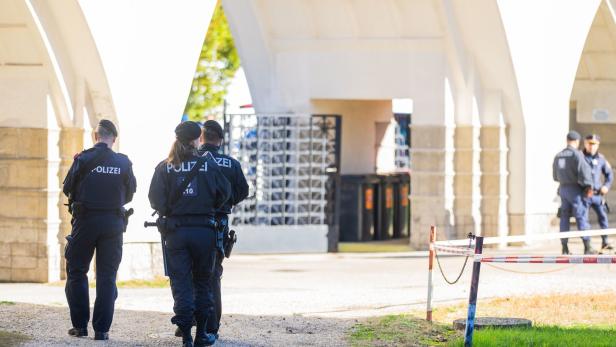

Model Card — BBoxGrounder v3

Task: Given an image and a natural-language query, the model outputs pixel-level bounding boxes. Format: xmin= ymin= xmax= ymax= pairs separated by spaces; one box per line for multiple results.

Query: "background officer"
xmin=553 ymin=130 xmax=595 ymax=255
xmin=198 ymin=120 xmax=249 ymax=339
xmin=583 ymin=134 xmax=614 ymax=251
xmin=148 ymin=121 xmax=231 ymax=347
xmin=62 ymin=119 xmax=137 ymax=340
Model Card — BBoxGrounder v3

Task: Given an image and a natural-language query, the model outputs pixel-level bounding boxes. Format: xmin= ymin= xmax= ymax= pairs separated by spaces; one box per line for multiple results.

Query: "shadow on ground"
xmin=0 ymin=302 xmax=353 ymax=347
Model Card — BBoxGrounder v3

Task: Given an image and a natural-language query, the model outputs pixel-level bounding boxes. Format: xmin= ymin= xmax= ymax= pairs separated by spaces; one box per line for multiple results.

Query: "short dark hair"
xmin=95 ymin=124 xmax=115 ymax=139
xmin=203 ymin=127 xmax=222 ymax=143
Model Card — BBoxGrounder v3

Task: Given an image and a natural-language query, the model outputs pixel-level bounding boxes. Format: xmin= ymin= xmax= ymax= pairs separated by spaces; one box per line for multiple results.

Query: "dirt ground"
xmin=0 ymin=302 xmax=354 ymax=347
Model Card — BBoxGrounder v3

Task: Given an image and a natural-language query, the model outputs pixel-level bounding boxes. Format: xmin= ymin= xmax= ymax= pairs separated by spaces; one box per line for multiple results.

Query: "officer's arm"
xmin=62 ymin=156 xmax=81 ymax=197
xmin=148 ymin=164 xmax=168 ymax=215
xmin=577 ymin=152 xmax=593 ymax=188
xmin=215 ymin=170 xmax=232 ymax=209
xmin=603 ymin=159 xmax=614 ymax=190
xmin=552 ymin=156 xmax=558 ymax=182
xmin=232 ymin=162 xmax=250 ymax=205
xmin=125 ymin=160 xmax=137 ymax=203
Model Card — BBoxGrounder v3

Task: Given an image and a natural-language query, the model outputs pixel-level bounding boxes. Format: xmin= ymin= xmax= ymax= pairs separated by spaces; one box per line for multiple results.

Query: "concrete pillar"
xmin=477 ymin=93 xmax=509 ymax=239
xmin=0 ymin=127 xmax=56 ymax=282
xmin=57 ymin=128 xmax=84 ymax=279
xmin=409 ymin=72 xmax=455 ymax=248
xmin=452 ymin=124 xmax=480 ymax=238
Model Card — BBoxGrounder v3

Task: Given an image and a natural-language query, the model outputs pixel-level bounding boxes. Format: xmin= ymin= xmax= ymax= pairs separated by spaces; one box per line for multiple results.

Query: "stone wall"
xmin=0 ymin=127 xmax=52 ymax=282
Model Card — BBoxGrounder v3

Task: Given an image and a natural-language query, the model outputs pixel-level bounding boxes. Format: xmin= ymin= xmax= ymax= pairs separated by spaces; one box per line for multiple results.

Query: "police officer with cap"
xmin=553 ymin=130 xmax=595 ymax=255
xmin=148 ymin=121 xmax=231 ymax=347
xmin=583 ymin=133 xmax=614 ymax=251
xmin=197 ymin=120 xmax=248 ymax=340
xmin=62 ymin=119 xmax=137 ymax=340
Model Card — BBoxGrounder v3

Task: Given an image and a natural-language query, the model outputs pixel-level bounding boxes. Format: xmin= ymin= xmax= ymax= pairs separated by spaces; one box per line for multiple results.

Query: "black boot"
xmin=67 ymin=327 xmax=87 ymax=337
xmin=179 ymin=326 xmax=193 ymax=347
xmin=562 ymin=243 xmax=570 ymax=255
xmin=583 ymin=239 xmax=598 ymax=255
xmin=175 ymin=318 xmax=197 ymax=337
xmin=94 ymin=331 xmax=109 ymax=340
xmin=194 ymin=317 xmax=216 ymax=347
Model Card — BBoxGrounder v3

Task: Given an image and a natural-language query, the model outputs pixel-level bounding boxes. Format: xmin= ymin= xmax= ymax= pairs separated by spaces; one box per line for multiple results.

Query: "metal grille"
xmin=224 ymin=114 xmax=340 ymax=226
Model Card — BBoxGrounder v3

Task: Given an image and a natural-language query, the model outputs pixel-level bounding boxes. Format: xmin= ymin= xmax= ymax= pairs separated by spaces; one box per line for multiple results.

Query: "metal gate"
xmin=223 ymin=114 xmax=341 ymax=248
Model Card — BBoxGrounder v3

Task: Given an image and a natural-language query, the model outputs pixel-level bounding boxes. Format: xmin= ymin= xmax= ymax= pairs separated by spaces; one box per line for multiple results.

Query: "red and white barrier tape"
xmin=433 ymin=244 xmax=474 ymax=256
xmin=434 ymin=228 xmax=616 ymax=247
xmin=476 ymin=254 xmax=616 ymax=264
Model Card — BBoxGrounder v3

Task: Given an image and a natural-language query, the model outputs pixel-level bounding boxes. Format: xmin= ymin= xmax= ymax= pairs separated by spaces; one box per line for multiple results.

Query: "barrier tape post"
xmin=426 ymin=225 xmax=436 ymax=321
xmin=463 ymin=236 xmax=484 ymax=347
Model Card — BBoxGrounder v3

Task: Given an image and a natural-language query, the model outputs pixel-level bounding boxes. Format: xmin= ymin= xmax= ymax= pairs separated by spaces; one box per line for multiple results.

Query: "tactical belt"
xmin=169 ymin=215 xmax=218 ymax=229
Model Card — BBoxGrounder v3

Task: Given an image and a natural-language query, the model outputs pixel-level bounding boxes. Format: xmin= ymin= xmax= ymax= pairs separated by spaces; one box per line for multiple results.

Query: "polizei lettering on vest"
xmin=215 ymin=157 xmax=232 ymax=168
xmin=92 ymin=166 xmax=121 ymax=175
xmin=166 ymin=161 xmax=208 ymax=173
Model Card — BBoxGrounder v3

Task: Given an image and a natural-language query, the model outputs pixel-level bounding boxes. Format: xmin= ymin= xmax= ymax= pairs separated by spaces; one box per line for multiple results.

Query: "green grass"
xmin=0 ymin=301 xmax=15 ymax=305
xmin=116 ymin=276 xmax=169 ymax=288
xmin=0 ymin=331 xmax=30 ymax=347
xmin=48 ymin=276 xmax=170 ymax=288
xmin=349 ymin=314 xmax=461 ymax=346
xmin=339 ymin=240 xmax=412 ymax=253
xmin=349 ymin=315 xmax=616 ymax=347
xmin=455 ymin=326 xmax=616 ymax=347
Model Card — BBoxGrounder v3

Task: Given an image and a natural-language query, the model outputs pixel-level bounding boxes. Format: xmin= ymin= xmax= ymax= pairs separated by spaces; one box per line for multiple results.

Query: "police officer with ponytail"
xmin=62 ymin=119 xmax=136 ymax=341
xmin=148 ymin=121 xmax=231 ymax=347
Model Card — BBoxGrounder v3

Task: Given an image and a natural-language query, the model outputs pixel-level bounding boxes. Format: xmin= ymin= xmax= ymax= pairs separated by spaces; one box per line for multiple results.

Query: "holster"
xmin=156 ymin=217 xmax=177 ymax=235
xmin=223 ymin=229 xmax=237 ymax=258
xmin=121 ymin=208 xmax=134 ymax=232
xmin=71 ymin=201 xmax=86 ymax=217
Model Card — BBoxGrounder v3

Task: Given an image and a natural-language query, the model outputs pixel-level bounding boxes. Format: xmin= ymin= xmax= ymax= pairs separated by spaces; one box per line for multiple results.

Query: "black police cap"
xmin=203 ymin=120 xmax=224 ymax=138
xmin=585 ymin=134 xmax=600 ymax=144
xmin=175 ymin=121 xmax=202 ymax=143
xmin=566 ymin=130 xmax=580 ymax=141
xmin=98 ymin=119 xmax=118 ymax=137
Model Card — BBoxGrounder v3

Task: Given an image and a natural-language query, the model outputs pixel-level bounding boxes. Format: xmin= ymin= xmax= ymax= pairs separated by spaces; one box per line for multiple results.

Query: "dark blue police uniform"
xmin=198 ymin=143 xmax=249 ymax=336
xmin=553 ymin=144 xmax=593 ymax=239
xmin=62 ymin=142 xmax=136 ymax=335
xmin=148 ymin=153 xmax=231 ymax=342
xmin=583 ymin=150 xmax=613 ymax=242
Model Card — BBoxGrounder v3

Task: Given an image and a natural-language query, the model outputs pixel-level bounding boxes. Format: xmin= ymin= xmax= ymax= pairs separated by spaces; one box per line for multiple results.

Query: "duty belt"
xmin=169 ymin=215 xmax=218 ymax=229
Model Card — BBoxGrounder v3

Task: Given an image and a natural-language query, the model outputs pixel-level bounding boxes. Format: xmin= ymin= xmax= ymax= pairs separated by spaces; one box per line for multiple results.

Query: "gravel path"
xmin=0 ymin=302 xmax=354 ymax=346
xmin=2 ymin=241 xmax=616 ymax=346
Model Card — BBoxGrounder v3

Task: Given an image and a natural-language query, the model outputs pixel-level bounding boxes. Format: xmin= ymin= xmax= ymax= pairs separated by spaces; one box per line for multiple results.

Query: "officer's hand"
xmin=600 ymin=186 xmax=609 ymax=195
xmin=585 ymin=187 xmax=594 ymax=198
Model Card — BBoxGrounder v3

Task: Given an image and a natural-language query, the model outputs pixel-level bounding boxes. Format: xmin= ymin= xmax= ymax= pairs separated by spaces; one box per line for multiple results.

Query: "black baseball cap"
xmin=98 ymin=119 xmax=118 ymax=137
xmin=585 ymin=134 xmax=601 ymax=144
xmin=175 ymin=121 xmax=202 ymax=143
xmin=566 ymin=130 xmax=581 ymax=141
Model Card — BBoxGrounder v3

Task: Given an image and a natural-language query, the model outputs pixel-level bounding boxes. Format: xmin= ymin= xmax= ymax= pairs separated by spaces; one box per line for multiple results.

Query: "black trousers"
xmin=65 ymin=213 xmax=124 ymax=333
xmin=206 ymin=253 xmax=223 ymax=334
xmin=166 ymin=226 xmax=217 ymax=329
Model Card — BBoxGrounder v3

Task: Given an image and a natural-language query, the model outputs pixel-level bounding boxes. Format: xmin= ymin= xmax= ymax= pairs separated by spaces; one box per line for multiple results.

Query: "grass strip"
xmin=0 ymin=331 xmax=30 ymax=347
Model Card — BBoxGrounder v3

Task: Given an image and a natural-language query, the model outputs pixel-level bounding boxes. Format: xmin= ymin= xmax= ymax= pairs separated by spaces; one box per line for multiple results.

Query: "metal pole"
xmin=426 ymin=225 xmax=436 ymax=321
xmin=464 ymin=236 xmax=484 ymax=347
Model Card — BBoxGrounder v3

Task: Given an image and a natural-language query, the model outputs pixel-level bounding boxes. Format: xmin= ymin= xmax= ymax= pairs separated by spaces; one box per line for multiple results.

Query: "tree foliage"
xmin=184 ymin=1 xmax=240 ymax=120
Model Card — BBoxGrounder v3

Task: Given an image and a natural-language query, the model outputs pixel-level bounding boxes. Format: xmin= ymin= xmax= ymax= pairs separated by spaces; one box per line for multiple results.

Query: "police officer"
xmin=199 ymin=120 xmax=248 ymax=339
xmin=148 ymin=121 xmax=231 ymax=347
xmin=583 ymin=134 xmax=614 ymax=251
xmin=553 ymin=130 xmax=595 ymax=255
xmin=173 ymin=120 xmax=249 ymax=340
xmin=62 ymin=119 xmax=137 ymax=340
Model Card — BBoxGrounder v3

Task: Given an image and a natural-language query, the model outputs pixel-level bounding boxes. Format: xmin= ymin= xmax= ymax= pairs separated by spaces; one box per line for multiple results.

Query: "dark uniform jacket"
xmin=553 ymin=145 xmax=593 ymax=188
xmin=62 ymin=142 xmax=136 ymax=210
xmin=198 ymin=143 xmax=249 ymax=214
xmin=148 ymin=154 xmax=232 ymax=217
xmin=583 ymin=151 xmax=614 ymax=193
